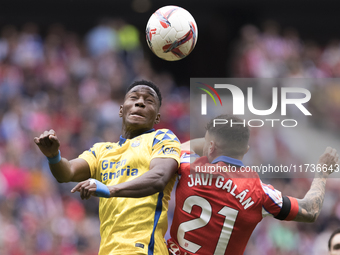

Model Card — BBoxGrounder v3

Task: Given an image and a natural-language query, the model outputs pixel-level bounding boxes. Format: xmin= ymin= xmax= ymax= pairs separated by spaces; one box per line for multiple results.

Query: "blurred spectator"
xmin=86 ymin=19 xmax=119 ymax=57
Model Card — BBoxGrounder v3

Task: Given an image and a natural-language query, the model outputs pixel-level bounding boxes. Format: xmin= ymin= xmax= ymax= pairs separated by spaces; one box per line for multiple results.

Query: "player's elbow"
xmin=153 ymin=179 xmax=167 ymax=192
xmin=152 ymin=172 xmax=168 ymax=192
xmin=308 ymin=211 xmax=320 ymax=223
xmin=302 ymin=209 xmax=320 ymax=223
xmin=52 ymin=172 xmax=72 ymax=183
xmin=55 ymin=177 xmax=69 ymax=183
xmin=303 ymin=214 xmax=318 ymax=223
xmin=296 ymin=198 xmax=322 ymax=223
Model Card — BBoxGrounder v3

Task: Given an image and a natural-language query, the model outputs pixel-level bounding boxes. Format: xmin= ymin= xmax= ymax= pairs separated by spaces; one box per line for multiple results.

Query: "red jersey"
xmin=168 ymin=151 xmax=299 ymax=255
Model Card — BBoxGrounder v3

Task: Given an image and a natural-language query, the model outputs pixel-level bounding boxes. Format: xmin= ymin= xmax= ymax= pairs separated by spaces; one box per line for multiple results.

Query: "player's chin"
xmin=126 ymin=119 xmax=151 ymax=129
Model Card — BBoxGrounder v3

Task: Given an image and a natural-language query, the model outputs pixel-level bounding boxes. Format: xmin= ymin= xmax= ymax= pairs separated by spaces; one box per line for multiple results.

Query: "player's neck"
xmin=121 ymin=126 xmax=153 ymax=139
xmin=213 ymin=154 xmax=244 ymax=161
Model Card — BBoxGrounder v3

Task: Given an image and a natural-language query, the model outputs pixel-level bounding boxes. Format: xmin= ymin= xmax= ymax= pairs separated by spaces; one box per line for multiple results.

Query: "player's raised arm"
xmin=34 ymin=129 xmax=91 ymax=183
xmin=111 ymin=157 xmax=178 ymax=197
xmin=293 ymin=147 xmax=339 ymax=222
xmin=71 ymin=157 xmax=178 ymax=199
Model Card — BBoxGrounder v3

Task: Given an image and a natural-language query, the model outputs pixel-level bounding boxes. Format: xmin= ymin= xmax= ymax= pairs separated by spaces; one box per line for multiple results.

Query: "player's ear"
xmin=246 ymin=145 xmax=250 ymax=154
xmin=119 ymin=105 xmax=123 ymax=118
xmin=154 ymin=113 xmax=161 ymax=124
xmin=208 ymin=140 xmax=216 ymax=156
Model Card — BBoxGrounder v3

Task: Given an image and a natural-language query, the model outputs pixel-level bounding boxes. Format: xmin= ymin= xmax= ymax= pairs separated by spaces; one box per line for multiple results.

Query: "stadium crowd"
xmin=0 ymin=19 xmax=339 ymax=255
xmin=232 ymin=21 xmax=340 ymax=133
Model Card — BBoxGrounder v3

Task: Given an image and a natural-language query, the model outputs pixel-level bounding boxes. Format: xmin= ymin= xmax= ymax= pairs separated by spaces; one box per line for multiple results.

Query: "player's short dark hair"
xmin=206 ymin=114 xmax=250 ymax=157
xmin=126 ymin=80 xmax=162 ymax=107
xmin=328 ymin=228 xmax=340 ymax=251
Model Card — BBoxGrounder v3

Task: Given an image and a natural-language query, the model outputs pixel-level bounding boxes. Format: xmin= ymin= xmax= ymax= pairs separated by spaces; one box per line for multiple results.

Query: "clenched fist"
xmin=34 ymin=129 xmax=60 ymax=158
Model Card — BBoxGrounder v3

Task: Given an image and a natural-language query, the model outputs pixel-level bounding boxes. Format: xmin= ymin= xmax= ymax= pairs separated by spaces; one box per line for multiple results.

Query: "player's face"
xmin=119 ymin=85 xmax=160 ymax=131
xmin=330 ymin=233 xmax=340 ymax=255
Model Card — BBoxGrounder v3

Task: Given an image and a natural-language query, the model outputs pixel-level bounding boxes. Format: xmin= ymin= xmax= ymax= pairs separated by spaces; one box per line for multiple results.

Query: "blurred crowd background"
xmin=1 ymin=1 xmax=340 ymax=255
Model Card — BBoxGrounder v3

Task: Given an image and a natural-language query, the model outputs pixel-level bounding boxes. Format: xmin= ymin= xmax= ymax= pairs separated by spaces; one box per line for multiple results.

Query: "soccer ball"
xmin=146 ymin=5 xmax=198 ymax=61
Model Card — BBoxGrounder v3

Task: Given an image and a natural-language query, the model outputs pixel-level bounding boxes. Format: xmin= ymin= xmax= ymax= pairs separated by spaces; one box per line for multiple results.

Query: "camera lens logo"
xmin=198 ymin=82 xmax=223 ymax=115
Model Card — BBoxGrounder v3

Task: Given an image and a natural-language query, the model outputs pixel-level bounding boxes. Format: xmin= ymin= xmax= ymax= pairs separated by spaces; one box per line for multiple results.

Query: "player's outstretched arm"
xmin=71 ymin=157 xmax=178 ymax=199
xmin=293 ymin=147 xmax=339 ymax=223
xmin=34 ymin=129 xmax=91 ymax=183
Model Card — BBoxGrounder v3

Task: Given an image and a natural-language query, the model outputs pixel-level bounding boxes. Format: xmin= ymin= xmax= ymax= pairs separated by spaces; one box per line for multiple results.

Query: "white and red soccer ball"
xmin=146 ymin=6 xmax=198 ymax=61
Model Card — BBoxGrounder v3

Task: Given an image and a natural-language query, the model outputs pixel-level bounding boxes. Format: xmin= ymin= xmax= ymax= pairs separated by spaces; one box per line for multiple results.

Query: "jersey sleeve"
xmin=78 ymin=143 xmax=103 ymax=178
xmin=150 ymin=129 xmax=181 ymax=166
xmin=261 ymin=182 xmax=299 ymax=221
xmin=179 ymin=150 xmax=200 ymax=175
xmin=179 ymin=150 xmax=191 ymax=175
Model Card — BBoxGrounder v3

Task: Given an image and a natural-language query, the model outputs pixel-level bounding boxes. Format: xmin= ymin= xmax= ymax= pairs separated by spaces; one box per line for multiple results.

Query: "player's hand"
xmin=71 ymin=179 xmax=97 ymax=200
xmin=34 ymin=129 xmax=60 ymax=158
xmin=317 ymin=147 xmax=339 ymax=176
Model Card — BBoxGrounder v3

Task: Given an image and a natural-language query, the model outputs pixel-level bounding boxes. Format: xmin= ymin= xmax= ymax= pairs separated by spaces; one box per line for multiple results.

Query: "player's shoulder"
xmin=260 ymin=181 xmax=281 ymax=196
xmin=85 ymin=142 xmax=117 ymax=159
xmin=154 ymin=128 xmax=178 ymax=137
xmin=180 ymin=150 xmax=200 ymax=164
xmin=239 ymin=176 xmax=268 ymax=203
xmin=178 ymin=151 xmax=200 ymax=174
xmin=90 ymin=142 xmax=118 ymax=151
xmin=152 ymin=128 xmax=180 ymax=144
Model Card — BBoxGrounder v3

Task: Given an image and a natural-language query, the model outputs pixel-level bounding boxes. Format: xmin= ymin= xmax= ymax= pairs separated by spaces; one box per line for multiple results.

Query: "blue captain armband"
xmin=89 ymin=179 xmax=111 ymax=198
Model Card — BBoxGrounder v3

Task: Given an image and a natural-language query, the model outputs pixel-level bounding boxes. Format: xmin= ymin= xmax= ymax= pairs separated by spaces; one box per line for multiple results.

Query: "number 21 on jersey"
xmin=177 ymin=196 xmax=239 ymax=255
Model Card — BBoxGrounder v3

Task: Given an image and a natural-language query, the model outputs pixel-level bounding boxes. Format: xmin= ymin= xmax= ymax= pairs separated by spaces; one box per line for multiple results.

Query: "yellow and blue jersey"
xmin=78 ymin=128 xmax=180 ymax=255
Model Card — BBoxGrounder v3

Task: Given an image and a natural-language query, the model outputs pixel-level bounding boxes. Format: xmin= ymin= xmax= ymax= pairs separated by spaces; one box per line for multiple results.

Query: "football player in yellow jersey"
xmin=34 ymin=80 xmax=180 ymax=255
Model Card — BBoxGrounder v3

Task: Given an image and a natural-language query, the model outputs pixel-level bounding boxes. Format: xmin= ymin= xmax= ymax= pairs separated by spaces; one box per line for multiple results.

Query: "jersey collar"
xmin=118 ymin=128 xmax=155 ymax=146
xmin=212 ymin=156 xmax=244 ymax=167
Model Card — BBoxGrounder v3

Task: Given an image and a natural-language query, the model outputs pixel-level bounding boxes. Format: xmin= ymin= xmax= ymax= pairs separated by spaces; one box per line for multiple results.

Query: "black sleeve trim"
xmin=274 ymin=196 xmax=291 ymax=220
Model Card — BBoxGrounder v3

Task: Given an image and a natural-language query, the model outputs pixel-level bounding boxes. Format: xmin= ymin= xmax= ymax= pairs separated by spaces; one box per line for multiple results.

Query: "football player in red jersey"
xmin=168 ymin=114 xmax=339 ymax=255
